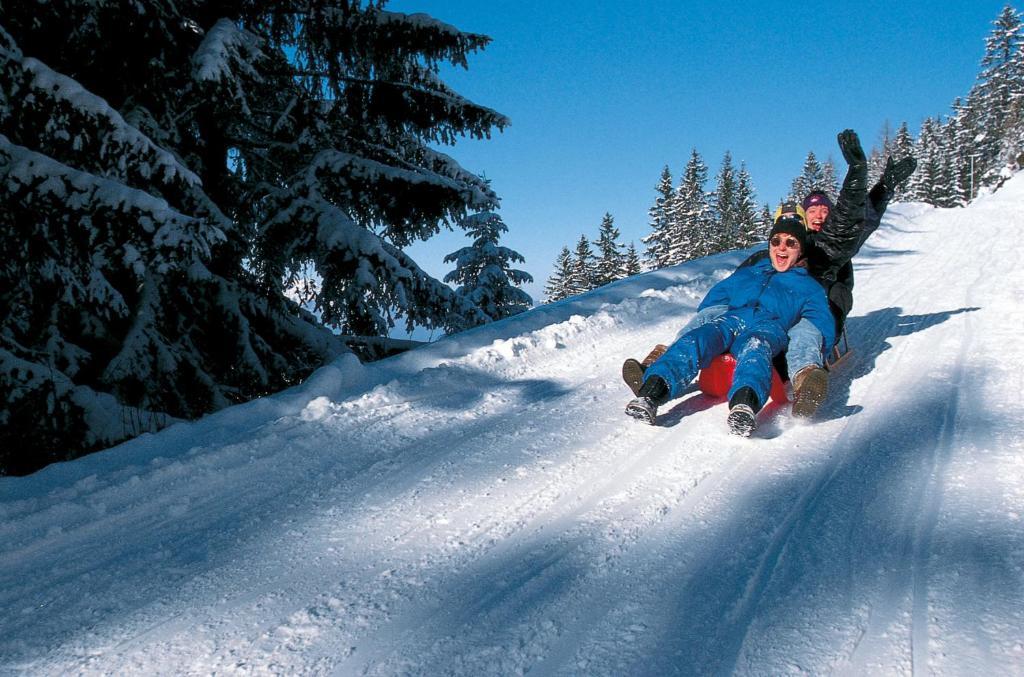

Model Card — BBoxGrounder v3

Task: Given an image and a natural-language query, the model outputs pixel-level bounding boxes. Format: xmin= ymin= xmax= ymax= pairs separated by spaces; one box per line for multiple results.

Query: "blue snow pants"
xmin=645 ymin=309 xmax=789 ymax=408
xmin=678 ymin=305 xmax=826 ymax=383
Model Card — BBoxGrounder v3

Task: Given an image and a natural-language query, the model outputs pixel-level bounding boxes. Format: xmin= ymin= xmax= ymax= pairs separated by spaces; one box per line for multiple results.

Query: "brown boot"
xmin=622 ymin=344 xmax=668 ymax=396
xmin=792 ymin=366 xmax=829 ymax=418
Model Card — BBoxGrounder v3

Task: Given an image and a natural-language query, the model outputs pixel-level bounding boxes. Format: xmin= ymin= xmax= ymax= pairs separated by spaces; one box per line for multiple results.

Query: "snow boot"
xmin=727 ymin=386 xmax=760 ymax=437
xmin=791 ymin=365 xmax=829 ymax=418
xmin=625 ymin=375 xmax=670 ymax=425
xmin=622 ymin=344 xmax=668 ymax=396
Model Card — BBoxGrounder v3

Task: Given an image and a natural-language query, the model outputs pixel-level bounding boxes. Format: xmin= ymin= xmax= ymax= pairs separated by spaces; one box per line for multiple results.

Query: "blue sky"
xmin=390 ymin=0 xmax=1010 ymax=317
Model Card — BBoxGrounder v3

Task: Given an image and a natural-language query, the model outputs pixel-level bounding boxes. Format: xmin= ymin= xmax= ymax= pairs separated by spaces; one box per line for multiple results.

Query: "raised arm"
xmin=815 ymin=129 xmax=868 ymax=264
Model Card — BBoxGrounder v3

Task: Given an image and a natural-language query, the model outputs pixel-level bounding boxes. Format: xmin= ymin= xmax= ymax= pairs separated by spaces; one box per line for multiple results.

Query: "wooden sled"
xmin=825 ymin=329 xmax=852 ymax=371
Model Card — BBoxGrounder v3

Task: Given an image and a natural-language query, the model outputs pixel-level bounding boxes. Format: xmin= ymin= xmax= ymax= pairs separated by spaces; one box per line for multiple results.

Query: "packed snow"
xmin=2 ymin=175 xmax=1024 ymax=675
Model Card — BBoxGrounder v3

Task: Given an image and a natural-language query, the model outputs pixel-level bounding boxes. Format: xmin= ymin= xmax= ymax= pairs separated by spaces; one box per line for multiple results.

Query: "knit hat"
xmin=802 ymin=190 xmax=833 ymax=212
xmin=769 ymin=214 xmax=809 ymax=254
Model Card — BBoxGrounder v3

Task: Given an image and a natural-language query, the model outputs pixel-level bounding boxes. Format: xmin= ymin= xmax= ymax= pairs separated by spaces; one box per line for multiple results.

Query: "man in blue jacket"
xmin=625 ymin=211 xmax=835 ymax=436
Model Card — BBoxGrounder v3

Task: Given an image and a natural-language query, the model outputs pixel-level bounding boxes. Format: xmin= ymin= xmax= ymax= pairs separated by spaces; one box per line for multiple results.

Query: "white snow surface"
xmin=3 ymin=177 xmax=1024 ymax=675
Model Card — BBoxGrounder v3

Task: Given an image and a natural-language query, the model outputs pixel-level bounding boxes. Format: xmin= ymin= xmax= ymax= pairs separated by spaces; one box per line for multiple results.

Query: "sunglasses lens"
xmin=770 ymin=236 xmax=799 ymax=249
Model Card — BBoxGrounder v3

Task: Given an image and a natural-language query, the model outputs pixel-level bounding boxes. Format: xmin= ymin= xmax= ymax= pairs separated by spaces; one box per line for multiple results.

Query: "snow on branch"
xmin=9 ymin=56 xmax=200 ymax=188
xmin=0 ymin=135 xmax=224 ymax=265
xmin=193 ymin=18 xmax=264 ymax=83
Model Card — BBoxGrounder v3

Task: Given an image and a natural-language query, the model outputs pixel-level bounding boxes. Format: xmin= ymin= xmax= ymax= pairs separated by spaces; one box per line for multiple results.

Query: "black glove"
xmin=837 ymin=129 xmax=866 ymax=166
xmin=881 ymin=155 xmax=917 ymax=191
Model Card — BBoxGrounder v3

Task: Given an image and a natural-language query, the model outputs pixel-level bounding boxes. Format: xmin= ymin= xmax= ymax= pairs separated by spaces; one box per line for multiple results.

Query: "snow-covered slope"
xmin=3 ymin=177 xmax=1024 ymax=675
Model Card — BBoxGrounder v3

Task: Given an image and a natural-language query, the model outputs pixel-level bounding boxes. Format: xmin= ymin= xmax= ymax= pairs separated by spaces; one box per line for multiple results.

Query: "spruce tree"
xmin=593 ymin=213 xmax=624 ymax=287
xmin=820 ymin=157 xmax=840 ymax=201
xmin=567 ymin=235 xmax=596 ymax=296
xmin=760 ymin=204 xmax=774 ymax=239
xmin=643 ymin=165 xmax=675 ymax=269
xmin=790 ymin=151 xmax=823 ymax=202
xmin=671 ymin=149 xmax=711 ymax=263
xmin=891 ymin=122 xmax=917 ymax=201
xmin=711 ymin=151 xmax=738 ymax=252
xmin=908 ymin=117 xmax=945 ymax=205
xmin=934 ymin=116 xmax=962 ymax=208
xmin=443 ymin=212 xmax=533 ymax=332
xmin=544 ymin=247 xmax=574 ymax=303
xmin=622 ymin=242 xmax=643 ymax=278
xmin=733 ymin=163 xmax=761 ymax=248
xmin=971 ymin=4 xmax=1024 ymax=182
xmin=0 ymin=2 xmax=507 ymax=472
xmin=868 ymin=121 xmax=894 ymax=186
xmin=945 ymin=99 xmax=974 ymax=205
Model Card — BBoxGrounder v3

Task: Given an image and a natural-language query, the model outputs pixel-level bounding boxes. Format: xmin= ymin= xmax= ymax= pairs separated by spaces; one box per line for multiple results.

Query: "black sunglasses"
xmin=769 ymin=236 xmax=800 ymax=249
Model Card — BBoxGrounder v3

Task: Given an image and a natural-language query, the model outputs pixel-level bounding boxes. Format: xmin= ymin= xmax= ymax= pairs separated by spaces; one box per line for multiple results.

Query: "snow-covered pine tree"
xmin=907 ymin=117 xmax=946 ymax=205
xmin=442 ymin=212 xmax=532 ymax=332
xmin=943 ymin=98 xmax=975 ymax=206
xmin=567 ymin=235 xmax=596 ymax=296
xmin=0 ymin=2 xmax=507 ymax=473
xmin=671 ymin=149 xmax=711 ymax=263
xmin=789 ymin=151 xmax=823 ymax=202
xmin=593 ymin=213 xmax=624 ymax=287
xmin=544 ymin=247 xmax=574 ymax=303
xmin=760 ymin=203 xmax=774 ymax=238
xmin=820 ymin=157 xmax=839 ymax=201
xmin=970 ymin=4 xmax=1024 ymax=184
xmin=622 ymin=242 xmax=643 ymax=278
xmin=733 ymin=163 xmax=762 ymax=248
xmin=891 ymin=121 xmax=917 ymax=201
xmin=643 ymin=165 xmax=675 ymax=269
xmin=934 ymin=116 xmax=962 ymax=208
xmin=868 ymin=121 xmax=894 ymax=186
xmin=711 ymin=151 xmax=737 ymax=252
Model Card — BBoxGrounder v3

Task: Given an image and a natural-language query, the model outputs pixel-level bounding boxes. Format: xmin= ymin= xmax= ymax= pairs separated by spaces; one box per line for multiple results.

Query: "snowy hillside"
xmin=3 ymin=176 xmax=1024 ymax=675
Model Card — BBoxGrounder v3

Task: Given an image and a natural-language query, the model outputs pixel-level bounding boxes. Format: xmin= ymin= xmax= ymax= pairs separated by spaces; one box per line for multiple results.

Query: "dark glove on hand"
xmin=837 ymin=129 xmax=866 ymax=166
xmin=881 ymin=156 xmax=918 ymax=191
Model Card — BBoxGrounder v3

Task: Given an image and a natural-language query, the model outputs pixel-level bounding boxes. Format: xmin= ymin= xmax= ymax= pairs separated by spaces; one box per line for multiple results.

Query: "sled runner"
xmin=825 ymin=328 xmax=852 ymax=371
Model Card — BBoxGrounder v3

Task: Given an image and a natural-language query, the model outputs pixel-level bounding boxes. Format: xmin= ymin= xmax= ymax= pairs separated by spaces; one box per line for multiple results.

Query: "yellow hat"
xmin=773 ymin=202 xmax=808 ymax=228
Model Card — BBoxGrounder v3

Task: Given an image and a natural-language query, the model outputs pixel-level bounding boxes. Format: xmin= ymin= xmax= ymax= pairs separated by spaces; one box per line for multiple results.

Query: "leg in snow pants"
xmin=646 ymin=310 xmax=789 ymax=408
xmin=784 ymin=317 xmax=825 ymax=381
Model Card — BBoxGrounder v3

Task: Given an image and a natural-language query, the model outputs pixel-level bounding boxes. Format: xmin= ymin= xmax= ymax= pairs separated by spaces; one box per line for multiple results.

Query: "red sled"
xmin=697 ymin=353 xmax=789 ymax=403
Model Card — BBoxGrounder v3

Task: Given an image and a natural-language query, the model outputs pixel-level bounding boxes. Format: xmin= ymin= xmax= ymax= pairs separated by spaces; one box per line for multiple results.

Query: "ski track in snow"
xmin=3 ymin=181 xmax=1024 ymax=675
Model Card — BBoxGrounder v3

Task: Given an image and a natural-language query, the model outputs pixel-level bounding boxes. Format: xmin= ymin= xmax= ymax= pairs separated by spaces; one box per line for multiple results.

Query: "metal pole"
xmin=968 ymin=153 xmax=981 ymax=201
xmin=970 ymin=155 xmax=975 ymax=199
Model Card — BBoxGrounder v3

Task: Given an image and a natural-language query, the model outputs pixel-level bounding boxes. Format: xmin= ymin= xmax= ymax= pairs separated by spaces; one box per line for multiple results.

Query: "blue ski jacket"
xmin=698 ymin=258 xmax=836 ymax=350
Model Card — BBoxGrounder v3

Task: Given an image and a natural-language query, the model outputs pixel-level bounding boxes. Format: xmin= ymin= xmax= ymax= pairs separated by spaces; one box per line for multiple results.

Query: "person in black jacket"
xmin=770 ymin=152 xmax=916 ymax=416
xmin=800 ymin=153 xmax=917 ymax=338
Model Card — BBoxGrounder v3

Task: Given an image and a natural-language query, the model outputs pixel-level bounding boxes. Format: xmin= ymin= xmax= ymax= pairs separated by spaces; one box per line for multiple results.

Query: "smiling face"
xmin=805 ymin=204 xmax=830 ymax=232
xmin=769 ymin=232 xmax=803 ymax=272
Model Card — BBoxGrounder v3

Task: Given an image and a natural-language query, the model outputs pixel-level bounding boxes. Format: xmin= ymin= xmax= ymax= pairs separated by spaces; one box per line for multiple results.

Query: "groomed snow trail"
xmin=2 ymin=179 xmax=1024 ymax=676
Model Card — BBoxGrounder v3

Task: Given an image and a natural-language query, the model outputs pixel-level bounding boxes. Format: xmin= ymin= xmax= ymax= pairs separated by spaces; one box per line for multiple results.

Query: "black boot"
xmin=727 ymin=386 xmax=761 ymax=437
xmin=625 ymin=375 xmax=670 ymax=425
